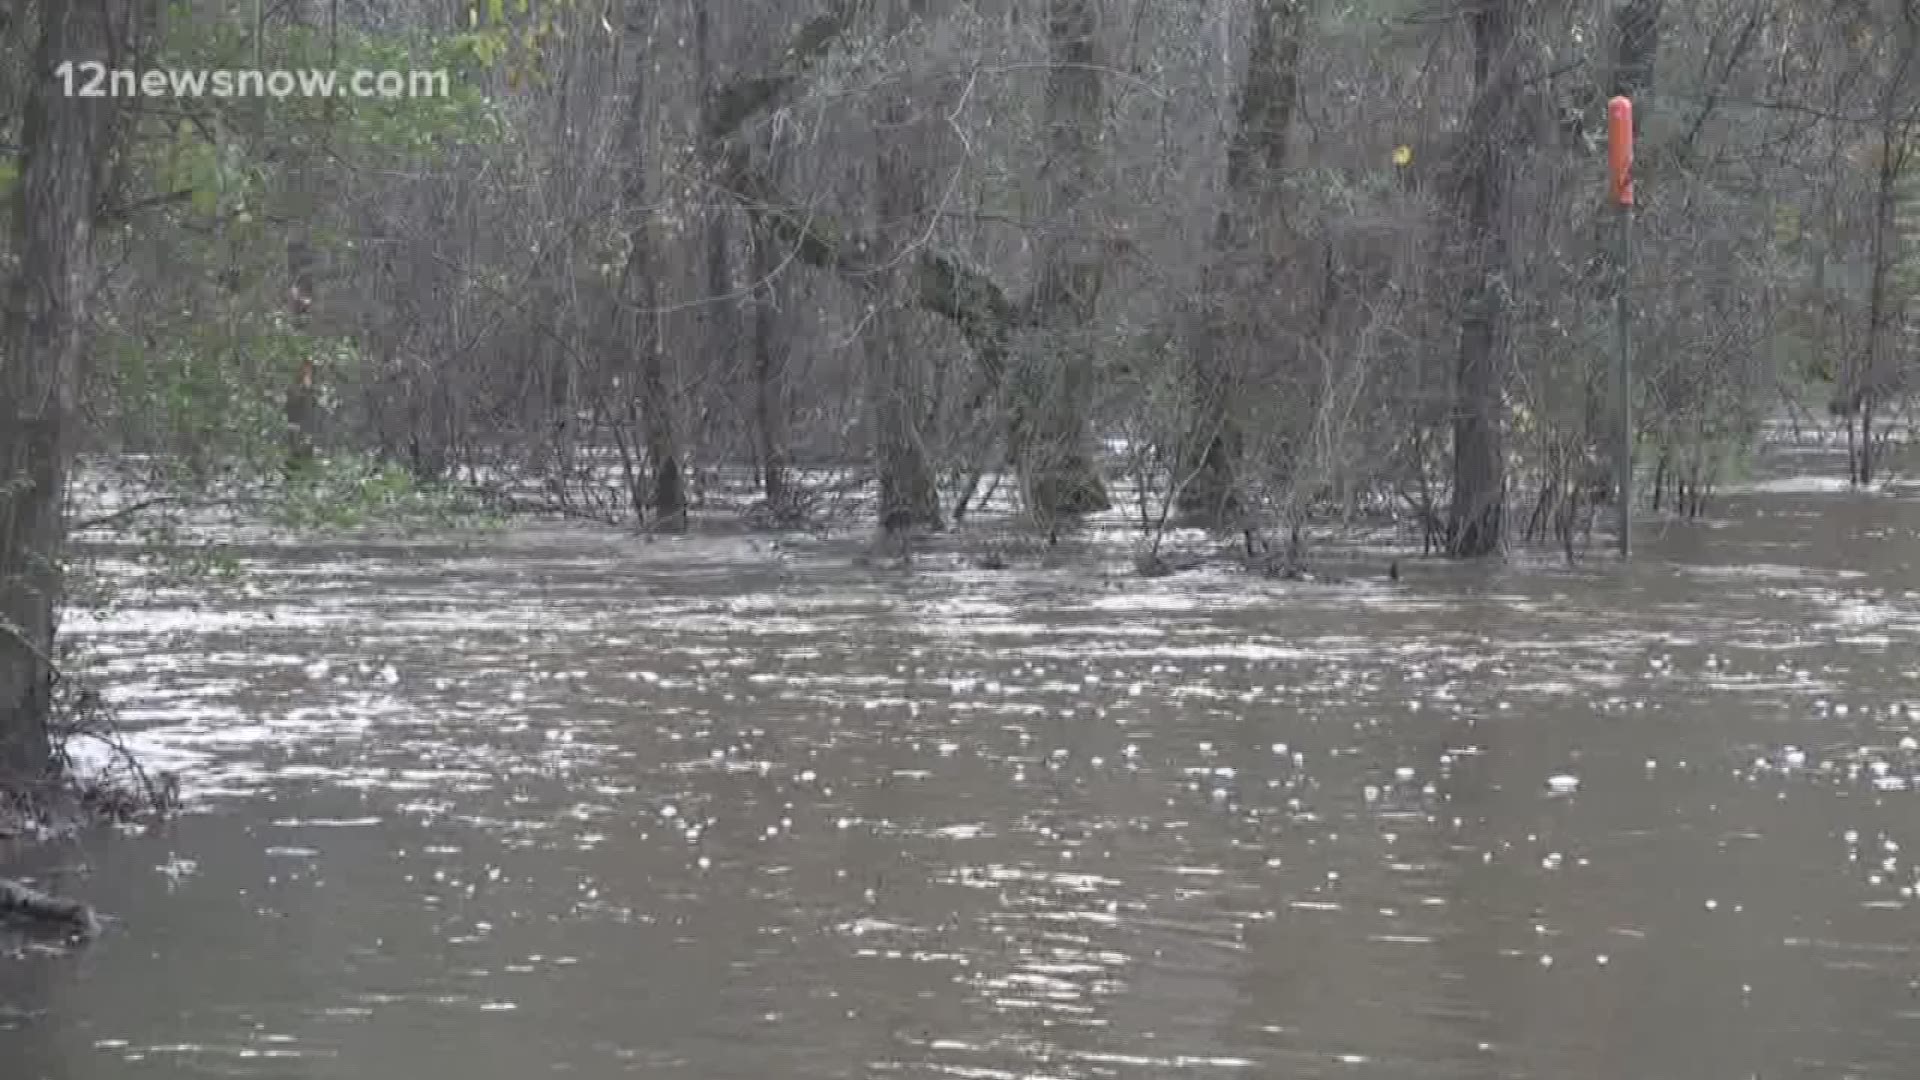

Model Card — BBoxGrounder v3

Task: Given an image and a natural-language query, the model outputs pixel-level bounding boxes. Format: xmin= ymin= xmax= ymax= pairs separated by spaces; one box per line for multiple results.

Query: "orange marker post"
xmin=1608 ymin=96 xmax=1635 ymax=558
xmin=1608 ymin=97 xmax=1634 ymax=207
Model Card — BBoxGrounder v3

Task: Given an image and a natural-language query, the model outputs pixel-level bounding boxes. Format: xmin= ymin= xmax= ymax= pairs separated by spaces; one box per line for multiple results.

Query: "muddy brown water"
xmin=5 ymin=459 xmax=1920 ymax=1078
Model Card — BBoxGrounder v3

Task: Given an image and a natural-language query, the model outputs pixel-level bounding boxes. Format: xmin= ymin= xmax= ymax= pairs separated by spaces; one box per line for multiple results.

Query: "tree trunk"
xmin=1017 ymin=0 xmax=1111 ymax=519
xmin=285 ymin=238 xmax=321 ymax=474
xmin=869 ymin=296 xmax=944 ymax=537
xmin=869 ymin=2 xmax=944 ymax=537
xmin=1858 ymin=9 xmax=1920 ymax=488
xmin=1860 ymin=400 xmax=1875 ymax=485
xmin=0 ymin=877 xmax=99 ymax=938
xmin=0 ymin=0 xmax=125 ymax=779
xmin=1609 ymin=0 xmax=1662 ymax=106
xmin=696 ymin=1 xmax=738 ymax=482
xmin=1445 ymin=0 xmax=1520 ymax=558
xmin=280 ymin=1 xmax=330 ymax=477
xmin=613 ymin=0 xmax=684 ymax=528
xmin=1180 ymin=0 xmax=1306 ymax=523
xmin=749 ymin=218 xmax=792 ymax=515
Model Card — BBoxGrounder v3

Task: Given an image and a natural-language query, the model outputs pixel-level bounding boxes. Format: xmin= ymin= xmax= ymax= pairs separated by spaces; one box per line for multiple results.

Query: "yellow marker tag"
xmin=1392 ymin=145 xmax=1413 ymax=167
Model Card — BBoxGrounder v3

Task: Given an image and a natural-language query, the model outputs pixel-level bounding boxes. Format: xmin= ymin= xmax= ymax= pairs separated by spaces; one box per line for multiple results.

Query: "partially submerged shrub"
xmin=274 ymin=452 xmax=499 ymax=533
xmin=1 ymin=676 xmax=179 ymax=843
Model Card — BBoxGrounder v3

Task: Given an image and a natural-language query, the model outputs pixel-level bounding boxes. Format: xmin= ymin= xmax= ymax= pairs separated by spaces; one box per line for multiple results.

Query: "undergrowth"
xmin=273 ymin=452 xmax=502 ymax=533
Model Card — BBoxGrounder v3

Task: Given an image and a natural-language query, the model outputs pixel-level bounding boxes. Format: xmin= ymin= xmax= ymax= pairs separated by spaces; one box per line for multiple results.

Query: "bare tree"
xmin=1848 ymin=0 xmax=1920 ymax=484
xmin=867 ymin=0 xmax=945 ymax=541
xmin=1016 ymin=0 xmax=1112 ymax=527
xmin=1444 ymin=0 xmax=1531 ymax=557
xmin=748 ymin=214 xmax=795 ymax=516
xmin=1180 ymin=0 xmax=1308 ymax=526
xmin=611 ymin=0 xmax=685 ymax=527
xmin=1 ymin=0 xmax=131 ymax=775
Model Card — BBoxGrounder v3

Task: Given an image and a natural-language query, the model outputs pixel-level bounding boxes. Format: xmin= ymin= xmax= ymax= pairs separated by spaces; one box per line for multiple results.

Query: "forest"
xmin=2 ymin=0 xmax=1918 ymax=789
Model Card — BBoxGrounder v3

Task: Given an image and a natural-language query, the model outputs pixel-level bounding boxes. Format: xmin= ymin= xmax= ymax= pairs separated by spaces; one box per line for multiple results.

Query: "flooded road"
xmin=6 ymin=458 xmax=1920 ymax=1078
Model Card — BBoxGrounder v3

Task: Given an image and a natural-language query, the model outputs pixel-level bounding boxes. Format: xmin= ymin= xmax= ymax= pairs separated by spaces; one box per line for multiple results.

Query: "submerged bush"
xmin=273 ymin=452 xmax=501 ymax=534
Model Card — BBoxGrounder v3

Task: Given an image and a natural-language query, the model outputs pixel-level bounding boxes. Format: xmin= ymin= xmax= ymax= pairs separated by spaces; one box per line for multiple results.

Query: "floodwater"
xmin=6 ymin=454 xmax=1920 ymax=1079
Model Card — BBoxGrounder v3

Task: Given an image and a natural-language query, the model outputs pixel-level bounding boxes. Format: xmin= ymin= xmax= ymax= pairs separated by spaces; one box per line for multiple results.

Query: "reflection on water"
xmin=6 ymin=466 xmax=1920 ymax=1077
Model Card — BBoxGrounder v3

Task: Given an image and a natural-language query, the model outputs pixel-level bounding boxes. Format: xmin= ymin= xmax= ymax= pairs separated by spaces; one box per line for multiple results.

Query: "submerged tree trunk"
xmin=613 ymin=0 xmax=685 ymax=528
xmin=870 ymin=1 xmax=945 ymax=538
xmin=1856 ymin=8 xmax=1920 ymax=487
xmin=0 ymin=877 xmax=100 ymax=938
xmin=1445 ymin=0 xmax=1520 ymax=558
xmin=749 ymin=219 xmax=792 ymax=515
xmin=868 ymin=300 xmax=944 ymax=538
xmin=1017 ymin=0 xmax=1111 ymax=520
xmin=280 ymin=1 xmax=331 ymax=477
xmin=695 ymin=1 xmax=738 ymax=484
xmin=0 ymin=0 xmax=124 ymax=778
xmin=1180 ymin=0 xmax=1306 ymax=523
xmin=285 ymin=238 xmax=321 ymax=474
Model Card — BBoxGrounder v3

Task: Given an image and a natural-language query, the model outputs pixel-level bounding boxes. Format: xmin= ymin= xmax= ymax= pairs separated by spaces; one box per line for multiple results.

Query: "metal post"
xmin=1615 ymin=198 xmax=1632 ymax=557
xmin=1608 ymin=96 xmax=1635 ymax=559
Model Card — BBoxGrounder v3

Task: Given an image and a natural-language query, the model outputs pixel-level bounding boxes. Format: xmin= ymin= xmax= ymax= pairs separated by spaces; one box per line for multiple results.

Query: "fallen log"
xmin=0 ymin=877 xmax=100 ymax=939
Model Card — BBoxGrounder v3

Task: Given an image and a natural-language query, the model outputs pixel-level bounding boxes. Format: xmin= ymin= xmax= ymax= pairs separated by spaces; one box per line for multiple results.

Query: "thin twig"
xmin=0 ymin=620 xmax=65 ymax=686
xmin=71 ymin=495 xmax=177 ymax=531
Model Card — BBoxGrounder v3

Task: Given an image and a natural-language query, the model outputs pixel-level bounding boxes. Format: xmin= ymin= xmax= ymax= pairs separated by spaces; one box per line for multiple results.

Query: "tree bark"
xmin=869 ymin=0 xmax=944 ymax=537
xmin=285 ymin=238 xmax=321 ymax=474
xmin=703 ymin=0 xmax=871 ymax=145
xmin=0 ymin=0 xmax=126 ymax=778
xmin=1017 ymin=0 xmax=1111 ymax=520
xmin=748 ymin=218 xmax=792 ymax=514
xmin=613 ymin=0 xmax=685 ymax=528
xmin=1609 ymin=0 xmax=1662 ymax=106
xmin=1445 ymin=0 xmax=1520 ymax=558
xmin=696 ymin=1 xmax=738 ymax=476
xmin=1855 ymin=7 xmax=1920 ymax=487
xmin=1180 ymin=0 xmax=1306 ymax=523
xmin=280 ymin=0 xmax=329 ymax=477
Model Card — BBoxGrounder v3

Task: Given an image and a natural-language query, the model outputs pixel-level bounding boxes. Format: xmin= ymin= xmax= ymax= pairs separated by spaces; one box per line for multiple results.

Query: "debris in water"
xmin=1547 ymin=774 xmax=1580 ymax=795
